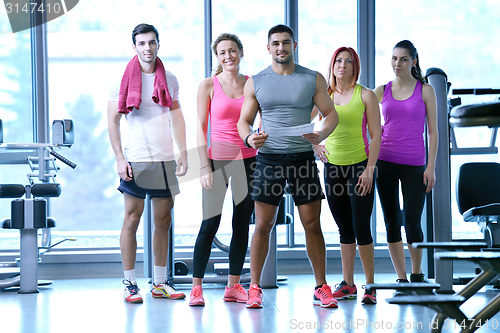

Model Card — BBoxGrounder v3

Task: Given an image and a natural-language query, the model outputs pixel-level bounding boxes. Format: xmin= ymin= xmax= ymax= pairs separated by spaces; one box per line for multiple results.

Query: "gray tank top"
xmin=253 ymin=65 xmax=316 ymax=154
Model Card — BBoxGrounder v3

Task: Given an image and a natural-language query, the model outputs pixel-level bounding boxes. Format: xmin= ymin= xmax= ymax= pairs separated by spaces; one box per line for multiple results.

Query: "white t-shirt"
xmin=108 ymin=70 xmax=179 ymax=162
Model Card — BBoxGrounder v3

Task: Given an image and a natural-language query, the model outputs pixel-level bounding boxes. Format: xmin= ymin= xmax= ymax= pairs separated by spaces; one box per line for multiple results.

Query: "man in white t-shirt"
xmin=107 ymin=23 xmax=188 ymax=303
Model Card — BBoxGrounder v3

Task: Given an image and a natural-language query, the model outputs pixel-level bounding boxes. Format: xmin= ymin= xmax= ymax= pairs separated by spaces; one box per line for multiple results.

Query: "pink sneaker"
xmin=246 ymin=284 xmax=263 ymax=308
xmin=313 ymin=284 xmax=338 ymax=308
xmin=189 ymin=285 xmax=205 ymax=306
xmin=361 ymin=288 xmax=377 ymax=304
xmin=224 ymin=283 xmax=248 ymax=303
xmin=331 ymin=280 xmax=357 ymax=300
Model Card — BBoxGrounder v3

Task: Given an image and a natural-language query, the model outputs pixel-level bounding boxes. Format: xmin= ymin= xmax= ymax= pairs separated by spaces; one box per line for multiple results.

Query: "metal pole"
xmin=358 ymin=0 xmax=378 ymax=247
xmin=143 ymin=195 xmax=153 ymax=281
xmin=204 ymin=0 xmax=212 ymax=79
xmin=285 ymin=0 xmax=299 ymax=63
xmin=30 ymin=0 xmax=53 ymax=251
xmin=357 ymin=0 xmax=375 ymax=89
xmin=19 ymin=190 xmax=39 ymax=294
xmin=284 ymin=1 xmax=298 ymax=247
xmin=426 ymin=68 xmax=453 ymax=291
xmin=30 ymin=0 xmax=49 ymax=144
xmin=260 ymin=222 xmax=278 ymax=288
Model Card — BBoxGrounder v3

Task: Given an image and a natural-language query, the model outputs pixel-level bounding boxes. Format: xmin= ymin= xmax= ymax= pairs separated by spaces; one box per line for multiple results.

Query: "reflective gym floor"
xmin=1 ymin=270 xmax=499 ymax=333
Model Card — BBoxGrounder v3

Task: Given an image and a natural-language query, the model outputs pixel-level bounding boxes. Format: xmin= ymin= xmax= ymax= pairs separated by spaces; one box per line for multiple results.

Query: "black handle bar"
xmin=452 ymin=88 xmax=500 ymax=95
xmin=48 ymin=148 xmax=77 ymax=169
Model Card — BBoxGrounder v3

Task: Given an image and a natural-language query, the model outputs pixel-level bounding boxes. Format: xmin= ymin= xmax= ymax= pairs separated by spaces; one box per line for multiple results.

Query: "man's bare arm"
xmin=303 ymin=73 xmax=338 ymax=144
xmin=237 ymin=78 xmax=268 ymax=149
xmin=170 ymin=100 xmax=188 ymax=176
xmin=107 ymin=101 xmax=132 ymax=181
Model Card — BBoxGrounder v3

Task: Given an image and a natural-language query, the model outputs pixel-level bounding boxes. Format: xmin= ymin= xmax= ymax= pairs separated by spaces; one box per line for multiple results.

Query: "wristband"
xmin=200 ymin=163 xmax=210 ymax=170
xmin=244 ymin=131 xmax=254 ymax=148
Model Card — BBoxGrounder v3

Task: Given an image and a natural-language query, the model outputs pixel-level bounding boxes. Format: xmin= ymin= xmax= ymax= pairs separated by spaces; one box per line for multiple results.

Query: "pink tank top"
xmin=208 ymin=75 xmax=256 ymax=160
xmin=378 ymin=80 xmax=426 ymax=166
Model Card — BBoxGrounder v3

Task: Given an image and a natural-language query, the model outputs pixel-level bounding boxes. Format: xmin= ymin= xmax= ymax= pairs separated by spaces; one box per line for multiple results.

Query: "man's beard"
xmin=274 ymin=54 xmax=292 ymax=64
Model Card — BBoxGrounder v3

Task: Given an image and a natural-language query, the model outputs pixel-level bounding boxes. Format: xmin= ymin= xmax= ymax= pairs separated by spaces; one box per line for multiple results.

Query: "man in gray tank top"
xmin=237 ymin=24 xmax=339 ymax=309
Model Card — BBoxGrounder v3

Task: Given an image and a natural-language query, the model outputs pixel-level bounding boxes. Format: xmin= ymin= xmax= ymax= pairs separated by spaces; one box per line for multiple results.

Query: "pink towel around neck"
xmin=118 ymin=55 xmax=173 ymax=114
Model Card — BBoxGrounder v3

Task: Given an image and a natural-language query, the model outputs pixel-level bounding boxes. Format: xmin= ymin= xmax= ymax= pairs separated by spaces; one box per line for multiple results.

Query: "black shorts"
xmin=252 ymin=151 xmax=324 ymax=206
xmin=117 ymin=161 xmax=180 ymax=199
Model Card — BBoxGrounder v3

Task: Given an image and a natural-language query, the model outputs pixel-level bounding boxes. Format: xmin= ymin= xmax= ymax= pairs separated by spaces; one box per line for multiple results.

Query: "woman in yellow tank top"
xmin=313 ymin=47 xmax=381 ymax=304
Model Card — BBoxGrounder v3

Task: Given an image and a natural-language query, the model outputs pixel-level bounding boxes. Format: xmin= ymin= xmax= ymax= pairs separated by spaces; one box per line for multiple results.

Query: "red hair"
xmin=327 ymin=47 xmax=360 ymax=95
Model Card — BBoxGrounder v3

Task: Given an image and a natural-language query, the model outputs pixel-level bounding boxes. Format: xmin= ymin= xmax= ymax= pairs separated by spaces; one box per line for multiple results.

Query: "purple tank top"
xmin=378 ymin=80 xmax=426 ymax=166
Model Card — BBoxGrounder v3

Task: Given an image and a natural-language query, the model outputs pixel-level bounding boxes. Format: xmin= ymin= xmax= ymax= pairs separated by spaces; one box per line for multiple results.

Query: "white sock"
xmin=124 ymin=269 xmax=136 ymax=284
xmin=154 ymin=266 xmax=167 ymax=285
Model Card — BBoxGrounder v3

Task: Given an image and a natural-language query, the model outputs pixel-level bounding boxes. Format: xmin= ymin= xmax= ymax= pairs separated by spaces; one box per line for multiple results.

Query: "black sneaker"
xmin=410 ymin=273 xmax=426 ymax=282
xmin=393 ymin=278 xmax=409 ymax=297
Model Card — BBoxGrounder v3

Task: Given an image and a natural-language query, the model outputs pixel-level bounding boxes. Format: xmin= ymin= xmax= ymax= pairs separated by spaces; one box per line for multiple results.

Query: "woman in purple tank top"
xmin=373 ymin=40 xmax=438 ymax=290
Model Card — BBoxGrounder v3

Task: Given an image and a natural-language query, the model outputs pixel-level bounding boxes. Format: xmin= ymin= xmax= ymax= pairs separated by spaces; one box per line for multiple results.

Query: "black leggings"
xmin=192 ymin=157 xmax=256 ymax=278
xmin=375 ymin=159 xmax=426 ymax=244
xmin=323 ymin=160 xmax=374 ymax=246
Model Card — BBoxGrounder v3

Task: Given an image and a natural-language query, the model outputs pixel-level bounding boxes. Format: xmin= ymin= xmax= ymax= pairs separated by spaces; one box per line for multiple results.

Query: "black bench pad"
xmin=2 ymin=217 xmax=56 ymax=229
xmin=0 ymin=184 xmax=25 ymax=198
xmin=450 ymin=101 xmax=500 ymax=128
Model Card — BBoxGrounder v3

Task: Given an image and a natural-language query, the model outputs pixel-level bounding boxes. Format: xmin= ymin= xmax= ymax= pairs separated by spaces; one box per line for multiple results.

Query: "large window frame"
xmin=1 ymin=1 xmax=499 ymax=273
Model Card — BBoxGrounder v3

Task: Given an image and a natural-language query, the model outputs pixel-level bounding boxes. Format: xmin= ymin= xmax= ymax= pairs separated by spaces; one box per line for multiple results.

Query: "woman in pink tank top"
xmin=373 ymin=40 xmax=438 ymax=290
xmin=190 ymin=33 xmax=257 ymax=306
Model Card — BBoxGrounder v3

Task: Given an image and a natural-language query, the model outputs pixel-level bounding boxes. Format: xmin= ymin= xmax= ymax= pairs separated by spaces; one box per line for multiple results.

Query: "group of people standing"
xmin=107 ymin=23 xmax=438 ymax=309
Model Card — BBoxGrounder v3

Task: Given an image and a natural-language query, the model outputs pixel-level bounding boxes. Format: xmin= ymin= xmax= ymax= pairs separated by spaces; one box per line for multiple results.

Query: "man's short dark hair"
xmin=132 ymin=23 xmax=159 ymax=45
xmin=268 ymin=24 xmax=295 ymax=42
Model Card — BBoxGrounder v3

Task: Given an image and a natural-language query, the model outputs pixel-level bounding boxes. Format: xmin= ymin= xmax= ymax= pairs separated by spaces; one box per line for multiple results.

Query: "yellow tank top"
xmin=325 ymin=84 xmax=369 ymax=165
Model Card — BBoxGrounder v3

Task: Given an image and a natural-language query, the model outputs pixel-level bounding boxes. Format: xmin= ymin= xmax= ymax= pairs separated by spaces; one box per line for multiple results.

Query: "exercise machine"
xmin=451 ymin=88 xmax=500 ymax=249
xmin=426 ymin=69 xmax=500 ymax=289
xmin=0 ymin=119 xmax=76 ymax=293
